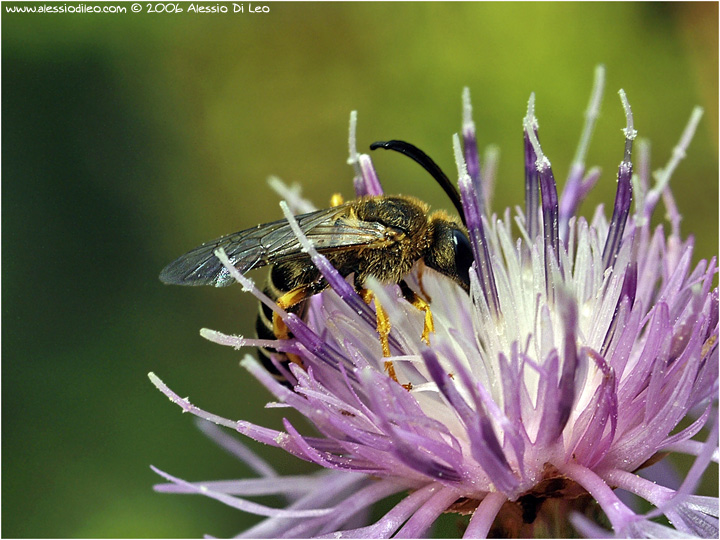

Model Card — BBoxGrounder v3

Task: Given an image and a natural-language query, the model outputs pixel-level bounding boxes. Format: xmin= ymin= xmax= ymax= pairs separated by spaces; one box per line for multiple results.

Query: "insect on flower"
xmin=160 ymin=141 xmax=475 ymax=384
xmin=151 ymin=66 xmax=718 ymax=539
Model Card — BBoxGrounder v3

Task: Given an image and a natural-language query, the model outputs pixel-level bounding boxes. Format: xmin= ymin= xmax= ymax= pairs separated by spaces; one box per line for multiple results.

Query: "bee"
xmin=160 ymin=140 xmax=474 ymax=385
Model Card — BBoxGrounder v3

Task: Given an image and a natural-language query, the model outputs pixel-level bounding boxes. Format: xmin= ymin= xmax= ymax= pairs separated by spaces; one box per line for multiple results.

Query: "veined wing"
xmin=159 ymin=203 xmax=389 ymax=287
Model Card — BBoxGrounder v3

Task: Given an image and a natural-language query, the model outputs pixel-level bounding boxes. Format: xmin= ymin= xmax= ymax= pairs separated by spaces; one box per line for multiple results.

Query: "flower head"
xmin=151 ymin=66 xmax=718 ymax=538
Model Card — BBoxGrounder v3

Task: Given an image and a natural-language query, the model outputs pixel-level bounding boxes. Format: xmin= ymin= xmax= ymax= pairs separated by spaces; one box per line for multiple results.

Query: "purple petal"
xmin=558 ymin=462 xmax=637 ymax=532
xmin=601 ymin=91 xmax=634 ymax=270
xmin=394 ymin=486 xmax=461 ymax=538
xmin=564 ymin=349 xmax=617 ymax=467
xmin=195 ymin=420 xmax=278 ymax=478
xmin=150 ymin=466 xmax=333 ymax=518
xmin=237 ymin=472 xmax=367 ymax=538
xmin=281 ymin=478 xmax=406 ymax=538
xmin=554 ymin=287 xmax=579 ymax=440
xmin=462 ymin=87 xmax=484 ymax=213
xmin=464 ymin=492 xmax=507 ymax=538
xmin=315 ymin=483 xmax=439 ymax=539
xmin=454 ymin=134 xmax=500 ymax=317
xmin=523 ymin=94 xmax=540 ymax=244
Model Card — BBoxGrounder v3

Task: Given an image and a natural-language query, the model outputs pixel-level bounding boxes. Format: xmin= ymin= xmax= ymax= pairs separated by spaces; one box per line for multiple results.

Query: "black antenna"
xmin=370 ymin=140 xmax=466 ymax=227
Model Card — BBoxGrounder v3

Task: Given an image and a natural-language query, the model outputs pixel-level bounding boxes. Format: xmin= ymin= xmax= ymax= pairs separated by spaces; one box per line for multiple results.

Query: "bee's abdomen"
xmin=255 ymin=300 xmax=278 ymax=345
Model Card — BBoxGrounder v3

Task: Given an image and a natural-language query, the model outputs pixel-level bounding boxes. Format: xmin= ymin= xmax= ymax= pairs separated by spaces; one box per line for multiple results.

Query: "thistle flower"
xmin=150 ymin=66 xmax=718 ymax=538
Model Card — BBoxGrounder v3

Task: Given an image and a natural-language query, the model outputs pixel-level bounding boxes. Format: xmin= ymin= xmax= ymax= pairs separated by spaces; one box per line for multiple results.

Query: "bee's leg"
xmin=415 ymin=263 xmax=432 ymax=303
xmin=272 ymin=283 xmax=322 ymax=367
xmin=330 ymin=193 xmax=344 ymax=207
xmin=399 ymin=280 xmax=435 ymax=346
xmin=359 ymin=288 xmax=398 ymax=382
xmin=359 ymin=288 xmax=392 ymax=357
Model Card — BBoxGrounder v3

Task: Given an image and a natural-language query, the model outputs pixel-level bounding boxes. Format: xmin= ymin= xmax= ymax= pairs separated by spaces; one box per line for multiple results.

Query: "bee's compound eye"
xmin=452 ymin=229 xmax=473 ymax=289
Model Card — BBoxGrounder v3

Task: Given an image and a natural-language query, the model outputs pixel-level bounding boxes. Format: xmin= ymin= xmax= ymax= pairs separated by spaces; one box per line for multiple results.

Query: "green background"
xmin=3 ymin=2 xmax=717 ymax=537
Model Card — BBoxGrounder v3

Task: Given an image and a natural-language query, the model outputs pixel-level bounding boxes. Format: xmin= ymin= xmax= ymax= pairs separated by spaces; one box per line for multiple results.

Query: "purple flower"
xmin=150 ymin=66 xmax=718 ymax=538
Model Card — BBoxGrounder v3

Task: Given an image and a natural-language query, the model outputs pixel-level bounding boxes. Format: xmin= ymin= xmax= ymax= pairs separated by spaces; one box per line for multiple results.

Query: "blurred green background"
xmin=3 ymin=2 xmax=717 ymax=537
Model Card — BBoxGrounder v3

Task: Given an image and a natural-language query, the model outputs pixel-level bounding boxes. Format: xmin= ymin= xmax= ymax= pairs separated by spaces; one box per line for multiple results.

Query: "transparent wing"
xmin=159 ymin=203 xmax=388 ymax=287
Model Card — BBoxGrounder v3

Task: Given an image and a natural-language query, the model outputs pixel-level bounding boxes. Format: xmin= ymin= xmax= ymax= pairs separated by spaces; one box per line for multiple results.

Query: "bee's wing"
xmin=159 ymin=203 xmax=388 ymax=287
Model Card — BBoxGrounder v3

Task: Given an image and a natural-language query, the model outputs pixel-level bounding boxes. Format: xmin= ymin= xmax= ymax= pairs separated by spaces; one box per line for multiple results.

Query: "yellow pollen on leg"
xmin=360 ymin=288 xmax=397 ymax=382
xmin=375 ymin=300 xmax=393 ymax=357
xmin=271 ymin=312 xmax=304 ymax=367
xmin=330 ymin=193 xmax=344 ymax=207
xmin=275 ymin=286 xmax=310 ymax=311
xmin=411 ymin=295 xmax=435 ymax=346
xmin=272 ymin=287 xmax=312 ymax=368
xmin=272 ymin=312 xmax=290 ymax=340
xmin=400 ymin=283 xmax=435 ymax=346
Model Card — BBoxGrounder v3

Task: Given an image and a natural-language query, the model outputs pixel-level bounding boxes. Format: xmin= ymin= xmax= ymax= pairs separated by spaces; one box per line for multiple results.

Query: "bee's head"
xmin=424 ymin=214 xmax=473 ymax=292
xmin=369 ymin=139 xmax=474 ymax=292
